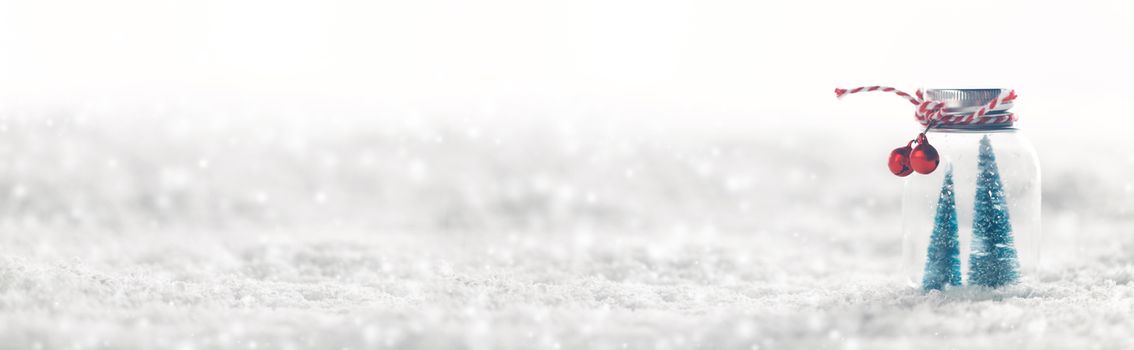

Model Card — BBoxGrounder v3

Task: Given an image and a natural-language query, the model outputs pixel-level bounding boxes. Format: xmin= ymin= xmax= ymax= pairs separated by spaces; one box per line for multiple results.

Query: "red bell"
xmin=888 ymin=141 xmax=914 ymax=177
xmin=910 ymin=133 xmax=939 ymax=174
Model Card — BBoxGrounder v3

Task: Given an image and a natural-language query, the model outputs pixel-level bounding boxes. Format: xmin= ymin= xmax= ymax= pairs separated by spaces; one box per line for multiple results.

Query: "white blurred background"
xmin=2 ymin=0 xmax=1131 ymax=232
xmin=2 ymin=0 xmax=1134 ymax=348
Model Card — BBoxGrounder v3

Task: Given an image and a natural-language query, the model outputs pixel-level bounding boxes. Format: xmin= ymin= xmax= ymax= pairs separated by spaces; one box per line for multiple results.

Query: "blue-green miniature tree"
xmin=922 ymin=167 xmax=961 ymax=291
xmin=967 ymin=136 xmax=1020 ymax=287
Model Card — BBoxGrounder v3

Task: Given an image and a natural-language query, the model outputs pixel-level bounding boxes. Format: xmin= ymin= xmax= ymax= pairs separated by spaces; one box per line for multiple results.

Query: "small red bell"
xmin=910 ymin=133 xmax=939 ymax=174
xmin=888 ymin=141 xmax=914 ymax=177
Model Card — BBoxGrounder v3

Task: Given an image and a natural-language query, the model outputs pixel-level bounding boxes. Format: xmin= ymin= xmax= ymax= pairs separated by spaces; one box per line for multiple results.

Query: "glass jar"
xmin=900 ymin=89 xmax=1041 ymax=290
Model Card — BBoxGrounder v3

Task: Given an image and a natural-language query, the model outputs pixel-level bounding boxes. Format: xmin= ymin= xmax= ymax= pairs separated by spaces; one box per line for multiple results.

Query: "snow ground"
xmin=5 ymin=225 xmax=1134 ymax=350
xmin=1 ymin=113 xmax=1133 ymax=349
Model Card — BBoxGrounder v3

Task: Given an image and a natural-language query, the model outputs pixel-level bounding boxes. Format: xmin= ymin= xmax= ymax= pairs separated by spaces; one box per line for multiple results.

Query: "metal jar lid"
xmin=925 ymin=88 xmax=1014 ymax=117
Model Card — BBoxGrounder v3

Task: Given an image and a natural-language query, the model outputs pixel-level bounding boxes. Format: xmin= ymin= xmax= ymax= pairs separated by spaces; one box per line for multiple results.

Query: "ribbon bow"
xmin=834 ymin=86 xmax=1018 ymax=128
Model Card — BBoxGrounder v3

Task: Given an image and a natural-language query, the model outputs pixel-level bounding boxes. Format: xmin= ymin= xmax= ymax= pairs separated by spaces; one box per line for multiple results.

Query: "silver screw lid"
xmin=925 ymin=88 xmax=1013 ymax=116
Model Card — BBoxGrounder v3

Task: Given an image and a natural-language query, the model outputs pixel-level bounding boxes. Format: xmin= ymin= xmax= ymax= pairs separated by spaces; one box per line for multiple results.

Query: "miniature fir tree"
xmin=967 ymin=136 xmax=1020 ymax=287
xmin=922 ymin=166 xmax=961 ymax=291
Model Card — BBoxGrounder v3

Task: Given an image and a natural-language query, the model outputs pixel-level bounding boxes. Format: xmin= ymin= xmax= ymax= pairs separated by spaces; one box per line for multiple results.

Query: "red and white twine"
xmin=834 ymin=86 xmax=1018 ymax=127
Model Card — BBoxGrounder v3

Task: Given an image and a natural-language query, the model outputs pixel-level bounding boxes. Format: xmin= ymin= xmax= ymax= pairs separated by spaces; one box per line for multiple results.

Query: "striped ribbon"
xmin=834 ymin=86 xmax=1018 ymax=127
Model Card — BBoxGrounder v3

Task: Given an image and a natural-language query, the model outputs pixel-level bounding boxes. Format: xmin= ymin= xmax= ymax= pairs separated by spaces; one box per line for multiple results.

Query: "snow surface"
xmin=0 ymin=110 xmax=1132 ymax=349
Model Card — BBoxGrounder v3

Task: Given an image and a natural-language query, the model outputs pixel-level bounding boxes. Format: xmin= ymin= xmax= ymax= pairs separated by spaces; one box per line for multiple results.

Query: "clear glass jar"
xmin=900 ymin=90 xmax=1041 ymax=290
